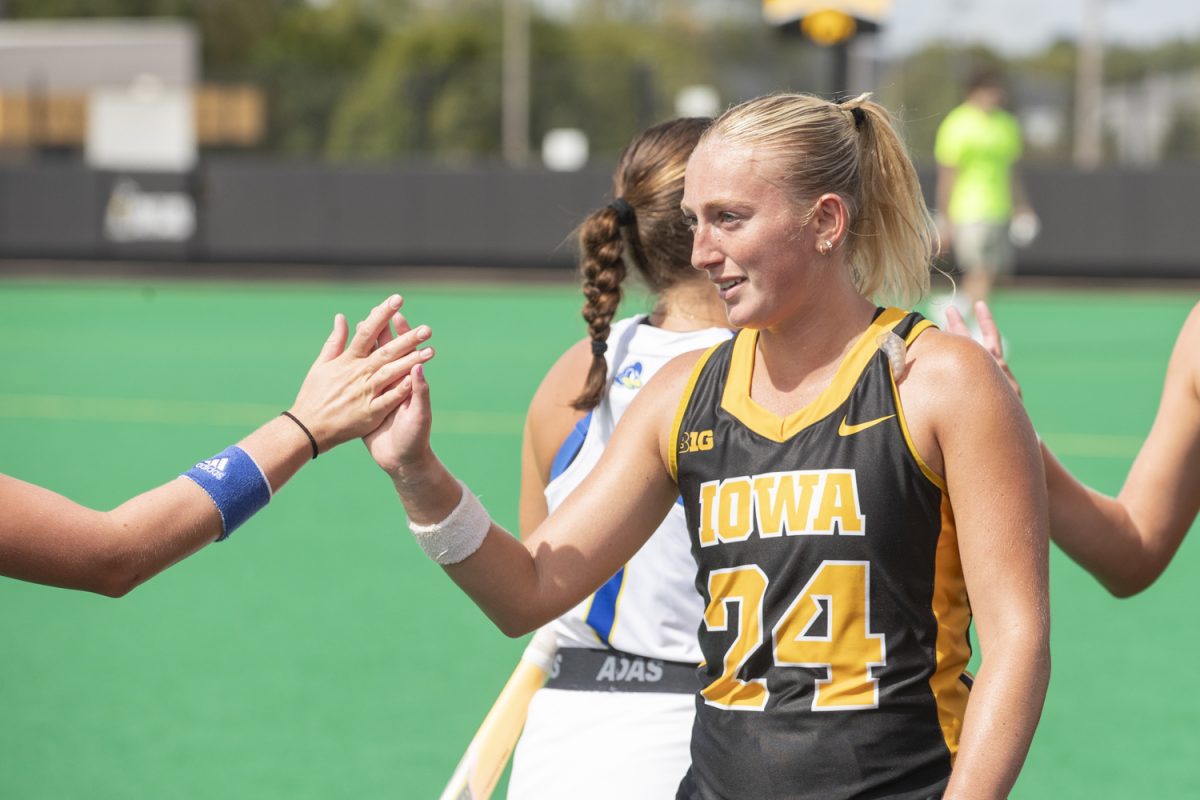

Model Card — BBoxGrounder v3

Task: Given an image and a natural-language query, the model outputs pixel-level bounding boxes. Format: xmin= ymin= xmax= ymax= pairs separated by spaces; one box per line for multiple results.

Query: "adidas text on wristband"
xmin=182 ymin=446 xmax=273 ymax=540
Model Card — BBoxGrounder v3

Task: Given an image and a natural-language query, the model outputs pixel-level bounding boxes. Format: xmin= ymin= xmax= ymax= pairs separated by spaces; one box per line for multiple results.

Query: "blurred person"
xmin=507 ymin=117 xmax=732 ymax=798
xmin=368 ymin=92 xmax=1049 ymax=799
xmin=934 ymin=68 xmax=1037 ymax=332
xmin=1 ymin=294 xmax=432 ymax=597
xmin=948 ymin=299 xmax=1200 ymax=598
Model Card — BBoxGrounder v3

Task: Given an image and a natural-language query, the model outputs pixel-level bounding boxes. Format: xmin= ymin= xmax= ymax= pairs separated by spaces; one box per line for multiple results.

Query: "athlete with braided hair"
xmin=508 ymin=117 xmax=731 ymax=798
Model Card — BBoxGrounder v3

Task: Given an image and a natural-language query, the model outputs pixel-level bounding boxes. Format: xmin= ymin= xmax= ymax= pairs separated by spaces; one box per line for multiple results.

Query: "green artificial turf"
xmin=0 ymin=276 xmax=1195 ymax=798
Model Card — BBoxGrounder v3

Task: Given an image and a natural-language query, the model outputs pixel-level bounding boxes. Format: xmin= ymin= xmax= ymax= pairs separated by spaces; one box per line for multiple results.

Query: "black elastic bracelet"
xmin=280 ymin=411 xmax=319 ymax=460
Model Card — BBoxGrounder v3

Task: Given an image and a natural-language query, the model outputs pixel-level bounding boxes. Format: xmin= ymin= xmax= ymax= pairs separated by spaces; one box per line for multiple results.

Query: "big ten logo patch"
xmin=679 ymin=429 xmax=714 ymax=453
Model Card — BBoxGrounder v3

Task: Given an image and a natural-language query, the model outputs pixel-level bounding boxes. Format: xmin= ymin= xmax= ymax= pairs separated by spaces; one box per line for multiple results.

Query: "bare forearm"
xmin=1043 ymin=445 xmax=1156 ymax=596
xmin=944 ymin=639 xmax=1049 ymax=798
xmin=390 ymin=459 xmax=562 ymax=636
xmin=374 ymin=357 xmax=688 ymax=640
xmin=91 ymin=414 xmax=316 ymax=595
xmin=0 ymin=412 xmax=319 ymax=597
xmin=445 ymin=526 xmax=556 ymax=637
xmin=1 ymin=294 xmax=428 ymax=596
xmin=238 ymin=413 xmax=320 ymax=493
xmin=389 ymin=452 xmax=464 ymax=526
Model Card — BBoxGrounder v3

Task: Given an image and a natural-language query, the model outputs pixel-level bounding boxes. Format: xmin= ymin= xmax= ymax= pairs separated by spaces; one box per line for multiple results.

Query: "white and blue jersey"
xmin=543 ymin=316 xmax=733 ymax=661
xmin=507 ymin=316 xmax=732 ymax=800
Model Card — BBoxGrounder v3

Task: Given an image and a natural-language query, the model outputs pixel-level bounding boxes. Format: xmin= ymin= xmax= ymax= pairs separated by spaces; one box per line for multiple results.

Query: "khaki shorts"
xmin=953 ymin=221 xmax=1014 ymax=276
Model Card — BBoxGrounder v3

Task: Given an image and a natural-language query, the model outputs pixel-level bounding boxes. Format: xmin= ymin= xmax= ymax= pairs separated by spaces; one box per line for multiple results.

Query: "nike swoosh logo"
xmin=838 ymin=414 xmax=895 ymax=436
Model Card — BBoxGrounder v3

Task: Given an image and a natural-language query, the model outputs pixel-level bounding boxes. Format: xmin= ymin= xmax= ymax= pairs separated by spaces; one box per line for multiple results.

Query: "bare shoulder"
xmin=640 ymin=346 xmax=716 ymax=410
xmin=902 ymin=326 xmax=1014 ymax=402
xmin=612 ymin=345 xmax=717 ymax=430
xmin=1181 ymin=299 xmax=1200 ymax=336
xmin=1151 ymin=301 xmax=1200 ymax=423
xmin=524 ymin=337 xmax=593 ymax=482
xmin=897 ymin=327 xmax=1029 ymax=478
xmin=628 ymin=346 xmax=720 ymax=468
xmin=1171 ymin=301 xmax=1200 ymax=390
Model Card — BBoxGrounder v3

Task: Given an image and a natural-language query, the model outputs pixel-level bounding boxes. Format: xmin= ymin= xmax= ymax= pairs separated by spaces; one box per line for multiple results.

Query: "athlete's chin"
xmin=722 ymin=300 xmax=767 ymax=330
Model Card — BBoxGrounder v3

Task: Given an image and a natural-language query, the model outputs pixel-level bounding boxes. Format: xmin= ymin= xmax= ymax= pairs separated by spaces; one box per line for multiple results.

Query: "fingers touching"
xmin=318 ymin=313 xmax=349 ymax=362
xmin=374 ymin=363 xmax=430 ymax=415
xmin=370 ymin=343 xmax=436 ymax=397
xmin=372 ymin=323 xmax=431 ymax=366
xmin=299 ymin=294 xmax=435 ymax=442
xmin=348 ymin=294 xmax=404 ymax=358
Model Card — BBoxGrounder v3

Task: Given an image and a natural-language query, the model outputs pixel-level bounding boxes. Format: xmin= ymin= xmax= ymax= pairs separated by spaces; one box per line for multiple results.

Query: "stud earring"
xmin=818 ymin=240 xmax=833 ymax=255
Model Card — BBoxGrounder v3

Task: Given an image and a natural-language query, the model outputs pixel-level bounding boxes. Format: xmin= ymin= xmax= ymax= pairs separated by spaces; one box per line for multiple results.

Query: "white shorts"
xmin=507 ymin=687 xmax=695 ymax=799
xmin=953 ymin=221 xmax=1015 ymax=276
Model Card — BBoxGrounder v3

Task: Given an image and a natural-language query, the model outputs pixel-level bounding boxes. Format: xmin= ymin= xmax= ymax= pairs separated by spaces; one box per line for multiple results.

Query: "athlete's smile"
xmin=713 ymin=276 xmax=747 ymax=299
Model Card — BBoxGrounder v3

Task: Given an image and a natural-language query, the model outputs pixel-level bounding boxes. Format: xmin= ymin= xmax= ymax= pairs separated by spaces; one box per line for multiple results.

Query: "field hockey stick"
xmin=438 ymin=626 xmax=559 ymax=800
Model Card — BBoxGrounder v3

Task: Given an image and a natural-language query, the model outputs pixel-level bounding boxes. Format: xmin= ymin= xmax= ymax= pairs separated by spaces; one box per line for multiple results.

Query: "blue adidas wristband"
xmin=181 ymin=446 xmax=272 ymax=541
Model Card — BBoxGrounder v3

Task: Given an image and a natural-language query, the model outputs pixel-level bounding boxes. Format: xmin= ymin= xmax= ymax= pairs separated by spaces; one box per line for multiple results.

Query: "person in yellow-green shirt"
xmin=934 ymin=69 xmax=1037 ymax=330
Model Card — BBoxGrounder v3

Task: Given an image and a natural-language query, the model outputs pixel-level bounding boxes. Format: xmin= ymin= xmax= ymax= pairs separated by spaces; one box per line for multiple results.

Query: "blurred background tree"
xmin=8 ymin=0 xmax=1200 ymax=165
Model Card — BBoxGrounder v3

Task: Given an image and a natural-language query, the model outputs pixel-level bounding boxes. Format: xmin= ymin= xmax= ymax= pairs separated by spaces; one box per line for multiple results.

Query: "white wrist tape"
xmin=407 ymin=480 xmax=490 ymax=565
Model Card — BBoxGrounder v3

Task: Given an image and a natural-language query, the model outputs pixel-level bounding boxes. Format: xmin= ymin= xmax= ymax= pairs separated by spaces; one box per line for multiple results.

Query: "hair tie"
xmin=850 ymin=106 xmax=866 ymax=129
xmin=590 ymin=339 xmax=608 ymax=357
xmin=608 ymin=198 xmax=637 ymax=227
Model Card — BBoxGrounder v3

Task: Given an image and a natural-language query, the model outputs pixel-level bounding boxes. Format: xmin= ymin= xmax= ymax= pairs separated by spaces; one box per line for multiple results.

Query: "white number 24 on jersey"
xmin=701 ymin=560 xmax=886 ymax=712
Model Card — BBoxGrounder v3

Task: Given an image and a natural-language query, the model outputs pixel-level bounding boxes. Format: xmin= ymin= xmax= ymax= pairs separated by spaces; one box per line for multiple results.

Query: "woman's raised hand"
xmin=361 ymin=303 xmax=439 ymax=484
xmin=288 ymin=295 xmax=436 ymax=454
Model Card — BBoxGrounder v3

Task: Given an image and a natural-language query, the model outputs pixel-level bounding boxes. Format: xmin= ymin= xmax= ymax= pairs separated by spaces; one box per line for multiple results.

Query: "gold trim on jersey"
xmin=928 ymin=494 xmax=972 ymax=763
xmin=889 ymin=319 xmax=947 ymax=492
xmin=720 ymin=307 xmax=909 ymax=443
xmin=906 ymin=318 xmax=935 ymax=343
xmin=669 ymin=342 xmax=724 ymax=482
xmin=892 ymin=318 xmax=970 ymax=758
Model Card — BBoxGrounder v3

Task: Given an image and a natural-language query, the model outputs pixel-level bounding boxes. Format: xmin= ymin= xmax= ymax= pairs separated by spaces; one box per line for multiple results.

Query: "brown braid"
xmin=572 ymin=205 xmax=628 ymax=409
xmin=571 ymin=117 xmax=712 ymax=410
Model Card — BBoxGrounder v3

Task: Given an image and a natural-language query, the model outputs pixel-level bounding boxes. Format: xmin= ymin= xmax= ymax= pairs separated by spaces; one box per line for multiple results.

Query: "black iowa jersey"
xmin=669 ymin=308 xmax=971 ymax=800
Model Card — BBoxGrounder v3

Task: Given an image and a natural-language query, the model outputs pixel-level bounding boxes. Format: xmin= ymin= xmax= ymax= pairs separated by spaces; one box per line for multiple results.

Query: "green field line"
xmin=0 ymin=393 xmax=524 ymax=435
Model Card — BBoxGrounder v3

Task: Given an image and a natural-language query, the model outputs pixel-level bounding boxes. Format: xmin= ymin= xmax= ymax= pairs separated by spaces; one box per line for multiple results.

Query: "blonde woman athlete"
xmin=369 ymin=94 xmax=1049 ymax=799
xmin=508 ymin=118 xmax=732 ymax=798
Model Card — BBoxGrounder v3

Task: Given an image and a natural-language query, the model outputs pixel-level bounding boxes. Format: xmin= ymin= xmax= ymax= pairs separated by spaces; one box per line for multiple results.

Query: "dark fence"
xmin=1 ymin=158 xmax=1198 ymax=278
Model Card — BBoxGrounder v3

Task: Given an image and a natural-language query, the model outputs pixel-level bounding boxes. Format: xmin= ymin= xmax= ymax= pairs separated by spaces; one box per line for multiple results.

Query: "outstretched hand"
xmin=288 ymin=295 xmax=436 ymax=454
xmin=363 ymin=360 xmax=435 ymax=483
xmin=362 ymin=302 xmax=436 ymax=482
xmin=944 ymin=300 xmax=1022 ymax=399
